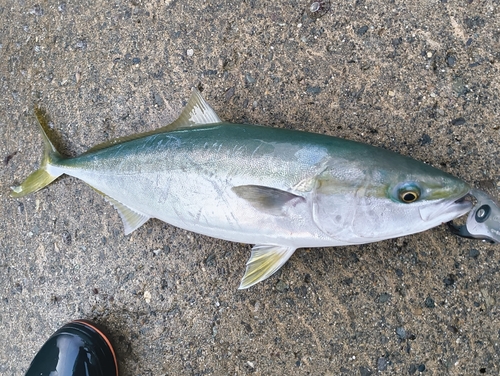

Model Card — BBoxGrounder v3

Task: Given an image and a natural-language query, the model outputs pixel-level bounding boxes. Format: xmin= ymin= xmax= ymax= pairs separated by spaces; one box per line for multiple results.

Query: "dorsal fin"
xmin=166 ymin=87 xmax=222 ymax=130
xmin=85 ymin=88 xmax=222 ymax=153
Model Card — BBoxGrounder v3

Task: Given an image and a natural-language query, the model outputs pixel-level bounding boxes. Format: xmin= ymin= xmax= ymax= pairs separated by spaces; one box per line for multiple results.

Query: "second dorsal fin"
xmin=85 ymin=88 xmax=222 ymax=153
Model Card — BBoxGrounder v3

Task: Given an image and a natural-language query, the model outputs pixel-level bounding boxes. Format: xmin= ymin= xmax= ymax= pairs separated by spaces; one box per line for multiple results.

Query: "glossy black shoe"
xmin=25 ymin=320 xmax=118 ymax=376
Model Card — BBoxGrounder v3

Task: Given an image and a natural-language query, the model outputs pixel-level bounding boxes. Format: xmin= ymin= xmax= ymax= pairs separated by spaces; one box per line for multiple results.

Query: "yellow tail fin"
xmin=11 ymin=107 xmax=64 ymax=198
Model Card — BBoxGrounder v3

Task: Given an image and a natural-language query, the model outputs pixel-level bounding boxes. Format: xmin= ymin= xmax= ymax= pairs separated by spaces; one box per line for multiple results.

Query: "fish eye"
xmin=397 ymin=184 xmax=421 ymax=203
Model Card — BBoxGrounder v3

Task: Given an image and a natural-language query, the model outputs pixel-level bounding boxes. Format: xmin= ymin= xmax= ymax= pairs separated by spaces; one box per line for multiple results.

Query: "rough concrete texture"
xmin=1 ymin=0 xmax=499 ymax=375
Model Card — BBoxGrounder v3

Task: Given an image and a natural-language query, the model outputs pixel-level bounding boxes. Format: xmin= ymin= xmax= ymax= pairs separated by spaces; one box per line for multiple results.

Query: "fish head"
xmin=378 ymin=174 xmax=472 ymax=237
xmin=313 ymin=156 xmax=473 ymax=243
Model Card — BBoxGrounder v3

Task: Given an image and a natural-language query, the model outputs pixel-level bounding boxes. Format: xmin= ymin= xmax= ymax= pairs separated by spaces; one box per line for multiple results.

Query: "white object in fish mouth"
xmin=419 ymin=196 xmax=473 ymax=224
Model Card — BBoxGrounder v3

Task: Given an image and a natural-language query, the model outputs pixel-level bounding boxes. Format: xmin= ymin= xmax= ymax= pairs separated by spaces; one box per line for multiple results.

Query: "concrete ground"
xmin=1 ymin=0 xmax=499 ymax=375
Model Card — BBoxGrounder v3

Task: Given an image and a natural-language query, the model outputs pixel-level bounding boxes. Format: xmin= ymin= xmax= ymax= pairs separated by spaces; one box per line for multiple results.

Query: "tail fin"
xmin=11 ymin=107 xmax=64 ymax=198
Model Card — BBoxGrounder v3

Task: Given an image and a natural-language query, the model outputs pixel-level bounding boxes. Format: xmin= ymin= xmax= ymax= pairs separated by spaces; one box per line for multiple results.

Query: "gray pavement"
xmin=1 ymin=1 xmax=499 ymax=375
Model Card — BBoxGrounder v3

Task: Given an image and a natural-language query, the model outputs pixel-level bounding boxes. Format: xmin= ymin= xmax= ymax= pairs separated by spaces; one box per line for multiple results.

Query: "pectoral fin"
xmin=232 ymin=185 xmax=304 ymax=215
xmin=239 ymin=245 xmax=296 ymax=289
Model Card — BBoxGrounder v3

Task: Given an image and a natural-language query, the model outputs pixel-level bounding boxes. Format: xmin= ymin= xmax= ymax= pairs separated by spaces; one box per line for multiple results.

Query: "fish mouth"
xmin=419 ymin=191 xmax=473 ymax=224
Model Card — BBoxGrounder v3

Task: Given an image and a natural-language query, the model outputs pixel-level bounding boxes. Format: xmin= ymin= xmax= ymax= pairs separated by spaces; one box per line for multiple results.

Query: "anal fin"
xmin=239 ymin=245 xmax=296 ymax=289
xmin=92 ymin=188 xmax=150 ymax=235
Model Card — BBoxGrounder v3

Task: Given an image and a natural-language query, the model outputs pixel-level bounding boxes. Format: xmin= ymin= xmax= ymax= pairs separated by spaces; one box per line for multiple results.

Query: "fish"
xmin=11 ymin=89 xmax=473 ymax=289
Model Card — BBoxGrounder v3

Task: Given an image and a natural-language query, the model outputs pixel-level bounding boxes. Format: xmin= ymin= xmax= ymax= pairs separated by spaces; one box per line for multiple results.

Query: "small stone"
xmin=245 ymin=73 xmax=256 ymax=85
xmin=448 ymin=325 xmax=459 ymax=333
xmin=469 ymin=249 xmax=480 ymax=258
xmin=132 ymin=57 xmax=141 ymax=64
xmin=275 ymin=280 xmax=288 ymax=292
xmin=409 ymin=364 xmax=417 ymax=374
xmin=62 ymin=230 xmax=72 ymax=245
xmin=294 ymin=285 xmax=308 ymax=298
xmin=306 ymin=86 xmax=321 ymax=95
xmin=307 ymin=0 xmax=330 ymax=19
xmin=377 ymin=357 xmax=389 ymax=371
xmin=424 ymin=296 xmax=435 ymax=308
xmin=204 ymin=254 xmax=216 ymax=267
xmin=241 ymin=321 xmax=253 ymax=333
xmin=451 ymin=117 xmax=466 ymax=126
xmin=357 ymin=26 xmax=369 ymax=36
xmin=3 ymin=151 xmax=17 ymax=166
xmin=443 ymin=274 xmax=456 ymax=286
xmin=359 ymin=366 xmax=373 ymax=376
xmin=343 ymin=277 xmax=353 ymax=285
xmin=360 ymin=62 xmax=371 ymax=70
xmin=446 ymin=55 xmax=456 ymax=67
xmin=388 ymin=90 xmax=395 ymax=96
xmin=464 ymin=16 xmax=485 ymax=29
xmin=419 ymin=134 xmax=432 ymax=146
xmin=396 ymin=327 xmax=407 ymax=340
xmin=144 ymin=291 xmax=151 ymax=303
xmin=225 ymin=87 xmax=235 ymax=101
xmin=186 ymin=49 xmax=194 ymax=57
xmin=480 ymin=287 xmax=495 ymax=307
xmin=427 ymin=51 xmax=433 ymax=58
xmin=153 ymin=92 xmax=164 ymax=107
xmin=418 ymin=364 xmax=426 ymax=372
xmin=378 ymin=293 xmax=391 ymax=303
xmin=310 ymin=2 xmax=321 ymax=12
xmin=392 ymin=37 xmax=403 ymax=47
xmin=29 ymin=4 xmax=44 ymax=16
xmin=75 ymin=40 xmax=87 ymax=49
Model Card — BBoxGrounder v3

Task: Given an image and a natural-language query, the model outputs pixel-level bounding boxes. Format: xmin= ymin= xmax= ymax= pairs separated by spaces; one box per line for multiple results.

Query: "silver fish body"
xmin=12 ymin=90 xmax=472 ymax=288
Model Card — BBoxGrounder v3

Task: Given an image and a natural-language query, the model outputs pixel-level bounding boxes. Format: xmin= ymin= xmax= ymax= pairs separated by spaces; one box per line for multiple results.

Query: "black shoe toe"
xmin=25 ymin=320 xmax=118 ymax=376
